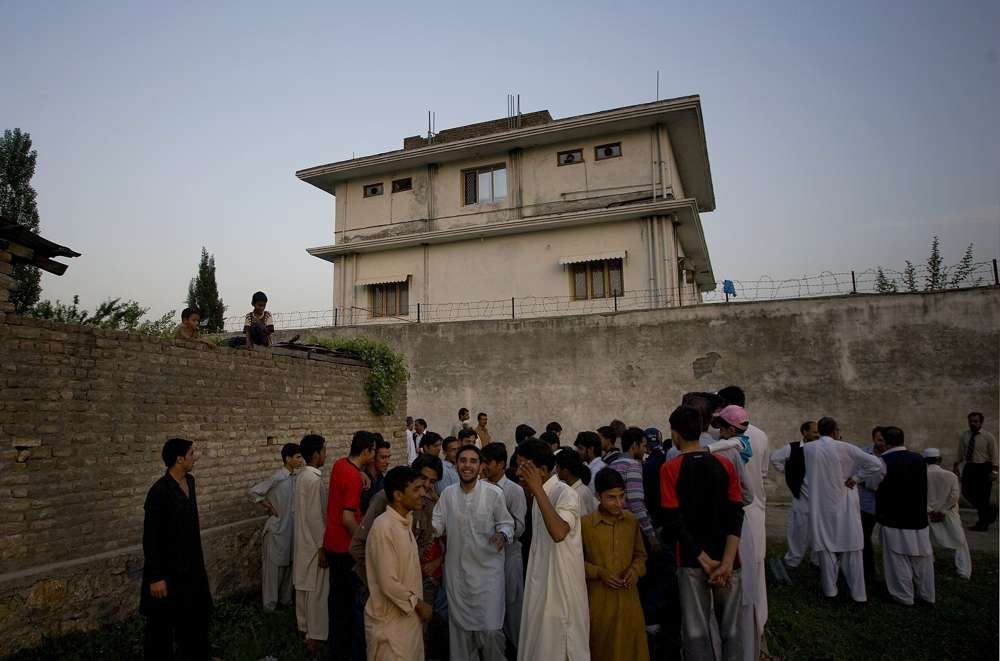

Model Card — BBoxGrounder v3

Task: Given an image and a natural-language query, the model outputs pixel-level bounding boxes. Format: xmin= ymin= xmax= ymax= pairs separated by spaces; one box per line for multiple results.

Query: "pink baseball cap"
xmin=718 ymin=405 xmax=749 ymax=431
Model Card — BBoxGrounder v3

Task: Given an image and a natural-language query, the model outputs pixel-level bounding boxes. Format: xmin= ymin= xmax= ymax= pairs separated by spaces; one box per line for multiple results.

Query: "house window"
xmin=557 ymin=149 xmax=583 ymax=166
xmin=369 ymin=281 xmax=409 ymax=317
xmin=571 ymin=259 xmax=624 ymax=299
xmin=463 ymin=164 xmax=507 ymax=205
xmin=391 ymin=178 xmax=412 ymax=193
xmin=363 ymin=182 xmax=384 ymax=197
xmin=594 ymin=142 xmax=622 ymax=161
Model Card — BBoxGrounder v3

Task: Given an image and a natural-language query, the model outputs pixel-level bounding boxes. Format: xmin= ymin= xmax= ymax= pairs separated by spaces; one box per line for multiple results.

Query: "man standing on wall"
xmin=141 ymin=438 xmax=214 ymax=661
xmin=954 ymin=411 xmax=998 ymax=532
xmin=294 ymin=434 xmax=330 ymax=654
xmin=325 ymin=431 xmax=376 ymax=660
xmin=248 ymin=442 xmax=302 ymax=611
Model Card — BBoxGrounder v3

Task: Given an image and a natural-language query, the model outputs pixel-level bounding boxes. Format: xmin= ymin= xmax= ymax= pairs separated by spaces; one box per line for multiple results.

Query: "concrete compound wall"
xmin=0 ymin=314 xmax=404 ymax=656
xmin=291 ymin=287 xmax=1000 ymax=501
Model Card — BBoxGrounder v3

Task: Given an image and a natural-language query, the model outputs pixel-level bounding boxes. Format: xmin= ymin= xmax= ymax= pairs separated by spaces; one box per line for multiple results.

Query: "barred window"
xmin=369 ymin=281 xmax=409 ymax=318
xmin=392 ymin=178 xmax=412 ymax=193
xmin=571 ymin=259 xmax=624 ymax=300
xmin=557 ymin=149 xmax=583 ymax=166
xmin=463 ymin=164 xmax=507 ymax=205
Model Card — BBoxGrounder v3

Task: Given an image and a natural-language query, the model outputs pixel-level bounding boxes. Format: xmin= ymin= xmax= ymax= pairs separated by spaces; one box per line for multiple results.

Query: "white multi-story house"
xmin=299 ymin=95 xmax=717 ymax=323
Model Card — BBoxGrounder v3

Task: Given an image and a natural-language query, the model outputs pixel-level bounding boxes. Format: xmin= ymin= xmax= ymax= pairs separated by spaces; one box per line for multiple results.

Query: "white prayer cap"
xmin=922 ymin=448 xmax=941 ymax=458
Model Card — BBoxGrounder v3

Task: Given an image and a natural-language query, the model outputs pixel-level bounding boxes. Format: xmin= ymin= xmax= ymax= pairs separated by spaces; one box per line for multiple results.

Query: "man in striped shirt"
xmin=609 ymin=427 xmax=660 ymax=552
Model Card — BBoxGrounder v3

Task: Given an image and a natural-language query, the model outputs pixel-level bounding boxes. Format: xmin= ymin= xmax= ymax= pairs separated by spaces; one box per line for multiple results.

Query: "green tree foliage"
xmin=902 ymin=260 xmax=918 ymax=292
xmin=875 ymin=267 xmax=897 ymax=293
xmin=924 ymin=235 xmax=944 ymax=290
xmin=308 ymin=335 xmax=409 ymax=415
xmin=0 ymin=128 xmax=42 ymax=311
xmin=948 ymin=243 xmax=982 ymax=288
xmin=27 ymin=295 xmax=175 ymax=336
xmin=186 ymin=247 xmax=226 ymax=331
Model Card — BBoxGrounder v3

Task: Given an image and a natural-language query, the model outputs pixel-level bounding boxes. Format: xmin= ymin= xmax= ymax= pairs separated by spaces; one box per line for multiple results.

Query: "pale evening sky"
xmin=2 ymin=0 xmax=998 ymax=321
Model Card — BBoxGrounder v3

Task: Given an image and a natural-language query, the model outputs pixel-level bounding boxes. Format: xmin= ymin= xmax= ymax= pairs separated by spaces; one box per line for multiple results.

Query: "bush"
xmin=308 ymin=335 xmax=408 ymax=415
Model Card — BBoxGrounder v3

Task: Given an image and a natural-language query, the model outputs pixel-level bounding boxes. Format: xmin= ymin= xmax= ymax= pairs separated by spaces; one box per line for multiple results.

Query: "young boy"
xmin=582 ymin=467 xmax=650 ymax=661
xmin=243 ymin=291 xmax=274 ymax=349
xmin=249 ymin=443 xmax=303 ymax=611
xmin=174 ymin=307 xmax=216 ymax=347
xmin=661 ymin=405 xmax=744 ymax=661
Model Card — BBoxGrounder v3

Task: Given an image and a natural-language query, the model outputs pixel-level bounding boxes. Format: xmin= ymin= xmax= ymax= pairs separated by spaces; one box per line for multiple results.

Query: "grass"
xmin=5 ymin=550 xmax=997 ymax=661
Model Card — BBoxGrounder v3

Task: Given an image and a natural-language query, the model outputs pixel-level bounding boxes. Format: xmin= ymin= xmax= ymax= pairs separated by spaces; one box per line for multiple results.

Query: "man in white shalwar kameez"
xmin=923 ymin=448 xmax=971 ymax=579
xmin=770 ymin=421 xmax=819 ymax=568
xmin=803 ymin=418 xmax=884 ymax=602
xmin=294 ymin=435 xmax=331 ymax=650
xmin=249 ymin=443 xmax=302 ymax=610
xmin=875 ymin=427 xmax=935 ymax=605
xmin=432 ymin=445 xmax=514 ymax=661
xmin=481 ymin=442 xmax=527 ymax=654
xmin=515 ymin=440 xmax=590 ymax=661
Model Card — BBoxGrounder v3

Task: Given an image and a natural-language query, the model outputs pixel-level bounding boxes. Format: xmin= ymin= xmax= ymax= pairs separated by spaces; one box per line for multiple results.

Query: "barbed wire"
xmin=221 ymin=260 xmax=997 ymax=331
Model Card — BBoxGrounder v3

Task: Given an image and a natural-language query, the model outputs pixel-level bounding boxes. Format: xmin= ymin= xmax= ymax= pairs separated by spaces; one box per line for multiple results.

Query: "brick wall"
xmin=0 ymin=244 xmax=14 ymax=314
xmin=0 ymin=315 xmax=405 ymax=654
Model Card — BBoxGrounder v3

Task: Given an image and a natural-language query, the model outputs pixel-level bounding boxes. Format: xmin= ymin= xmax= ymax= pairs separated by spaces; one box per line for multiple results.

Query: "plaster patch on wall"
xmin=693 ymin=351 xmax=722 ymax=379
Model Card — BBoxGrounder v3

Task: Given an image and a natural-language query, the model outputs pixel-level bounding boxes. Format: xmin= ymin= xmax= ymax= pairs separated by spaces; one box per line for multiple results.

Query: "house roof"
xmin=0 ymin=220 xmax=81 ymax=276
xmin=297 ymin=95 xmax=716 ymax=213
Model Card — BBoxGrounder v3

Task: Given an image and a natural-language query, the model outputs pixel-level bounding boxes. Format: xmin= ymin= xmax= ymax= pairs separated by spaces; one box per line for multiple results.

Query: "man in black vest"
xmin=876 ymin=426 xmax=935 ymax=606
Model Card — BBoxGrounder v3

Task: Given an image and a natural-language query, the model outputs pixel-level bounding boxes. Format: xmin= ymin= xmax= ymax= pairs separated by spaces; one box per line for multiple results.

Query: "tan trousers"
xmin=296 ymin=568 xmax=330 ymax=641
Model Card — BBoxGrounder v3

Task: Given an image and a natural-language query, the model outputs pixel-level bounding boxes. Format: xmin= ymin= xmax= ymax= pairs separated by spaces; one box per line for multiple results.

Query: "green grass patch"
xmin=766 ymin=549 xmax=998 ymax=660
xmin=4 ymin=551 xmax=996 ymax=660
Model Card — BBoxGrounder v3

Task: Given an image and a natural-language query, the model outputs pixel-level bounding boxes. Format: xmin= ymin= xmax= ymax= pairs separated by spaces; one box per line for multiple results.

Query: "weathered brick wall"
xmin=0 ymin=315 xmax=405 ymax=654
xmin=0 ymin=245 xmax=14 ymax=314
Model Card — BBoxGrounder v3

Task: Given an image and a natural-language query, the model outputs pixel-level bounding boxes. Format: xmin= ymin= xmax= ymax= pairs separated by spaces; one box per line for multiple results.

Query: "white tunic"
xmin=771 ymin=443 xmax=810 ymax=514
xmin=925 ymin=464 xmax=967 ymax=550
xmin=572 ymin=480 xmax=598 ymax=517
xmin=517 ymin=474 xmax=590 ymax=661
xmin=804 ymin=436 xmax=885 ymax=552
xmin=432 ymin=480 xmax=514 ymax=632
xmin=249 ymin=467 xmax=297 ymax=566
xmin=586 ymin=457 xmax=607 ymax=495
xmin=293 ymin=465 xmax=328 ymax=591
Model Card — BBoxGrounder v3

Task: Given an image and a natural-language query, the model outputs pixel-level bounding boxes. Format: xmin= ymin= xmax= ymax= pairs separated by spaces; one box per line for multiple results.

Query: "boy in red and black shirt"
xmin=660 ymin=405 xmax=744 ymax=661
xmin=324 ymin=431 xmax=375 ymax=659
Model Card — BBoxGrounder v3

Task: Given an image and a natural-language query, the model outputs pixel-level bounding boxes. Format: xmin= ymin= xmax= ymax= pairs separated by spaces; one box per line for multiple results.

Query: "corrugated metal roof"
xmin=558 ymin=250 xmax=627 ymax=266
xmin=355 ymin=274 xmax=410 ymax=287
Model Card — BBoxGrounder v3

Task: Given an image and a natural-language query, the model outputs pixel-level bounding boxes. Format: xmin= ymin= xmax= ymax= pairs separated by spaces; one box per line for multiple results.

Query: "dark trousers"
xmin=860 ymin=511 xmax=878 ymax=581
xmin=327 ymin=551 xmax=359 ymax=661
xmin=144 ymin=610 xmax=211 ymax=661
xmin=962 ymin=463 xmax=998 ymax=528
xmin=641 ymin=536 xmax=682 ymax=661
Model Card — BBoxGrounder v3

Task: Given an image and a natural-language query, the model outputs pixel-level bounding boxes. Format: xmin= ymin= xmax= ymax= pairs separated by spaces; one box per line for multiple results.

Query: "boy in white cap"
xmin=924 ymin=447 xmax=972 ymax=579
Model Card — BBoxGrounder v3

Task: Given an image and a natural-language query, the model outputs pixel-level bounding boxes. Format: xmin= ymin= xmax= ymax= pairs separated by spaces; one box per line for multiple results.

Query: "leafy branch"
xmin=307 ymin=335 xmax=409 ymax=416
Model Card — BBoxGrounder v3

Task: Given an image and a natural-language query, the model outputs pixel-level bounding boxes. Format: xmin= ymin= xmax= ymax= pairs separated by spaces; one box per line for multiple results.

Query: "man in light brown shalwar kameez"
xmin=365 ymin=466 xmax=434 ymax=661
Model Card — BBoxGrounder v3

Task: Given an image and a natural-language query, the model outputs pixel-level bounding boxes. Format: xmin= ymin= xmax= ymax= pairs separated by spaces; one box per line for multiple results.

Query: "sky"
xmin=3 ymin=0 xmax=998 ymax=321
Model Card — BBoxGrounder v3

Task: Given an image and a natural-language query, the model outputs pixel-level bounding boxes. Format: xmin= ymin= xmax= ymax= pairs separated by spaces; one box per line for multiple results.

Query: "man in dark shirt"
xmin=361 ymin=437 xmax=391 ymax=515
xmin=640 ymin=427 xmax=679 ymax=660
xmin=141 ymin=438 xmax=214 ymax=661
xmin=661 ymin=406 xmax=744 ymax=661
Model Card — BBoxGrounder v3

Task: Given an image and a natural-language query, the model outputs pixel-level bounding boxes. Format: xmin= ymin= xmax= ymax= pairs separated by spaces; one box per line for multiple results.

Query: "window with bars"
xmin=369 ymin=281 xmax=409 ymax=318
xmin=557 ymin=149 xmax=583 ymax=166
xmin=463 ymin=164 xmax=507 ymax=205
xmin=391 ymin=178 xmax=412 ymax=193
xmin=571 ymin=259 xmax=624 ymax=300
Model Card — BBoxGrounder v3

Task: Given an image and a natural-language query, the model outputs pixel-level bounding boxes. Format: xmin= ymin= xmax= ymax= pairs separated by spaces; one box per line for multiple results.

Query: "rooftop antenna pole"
xmin=427 ymin=111 xmax=431 ymax=141
xmin=517 ymin=93 xmax=521 ymax=128
xmin=656 ymin=70 xmax=660 ymax=101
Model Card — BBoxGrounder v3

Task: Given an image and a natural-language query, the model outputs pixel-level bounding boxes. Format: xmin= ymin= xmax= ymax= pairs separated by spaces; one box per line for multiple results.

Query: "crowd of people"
xmin=139 ymin=389 xmax=997 ymax=661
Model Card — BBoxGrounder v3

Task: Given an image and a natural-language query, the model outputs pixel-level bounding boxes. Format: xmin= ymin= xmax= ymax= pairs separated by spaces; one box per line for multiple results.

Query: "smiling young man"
xmin=433 ymin=444 xmax=514 ymax=661
xmin=141 ymin=438 xmax=214 ymax=661
xmin=364 ymin=466 xmax=435 ymax=659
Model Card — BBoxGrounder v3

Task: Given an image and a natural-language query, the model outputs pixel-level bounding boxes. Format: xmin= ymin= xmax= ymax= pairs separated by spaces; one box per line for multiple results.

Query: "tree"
xmin=924 ymin=235 xmax=944 ymax=290
xmin=27 ymin=295 xmax=176 ymax=336
xmin=186 ymin=247 xmax=226 ymax=331
xmin=948 ymin=243 xmax=982 ymax=288
xmin=0 ymin=128 xmax=42 ymax=311
xmin=875 ymin=267 xmax=897 ymax=293
xmin=902 ymin=260 xmax=918 ymax=292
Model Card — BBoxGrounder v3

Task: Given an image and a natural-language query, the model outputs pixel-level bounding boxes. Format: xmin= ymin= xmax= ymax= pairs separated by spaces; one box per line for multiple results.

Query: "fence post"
xmin=993 ymin=259 xmax=999 ymax=286
xmin=334 ymin=308 xmax=338 ymax=327
xmin=851 ymin=270 xmax=857 ymax=294
xmin=511 ymin=297 xmax=515 ymax=319
xmin=417 ymin=303 xmax=421 ymax=323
